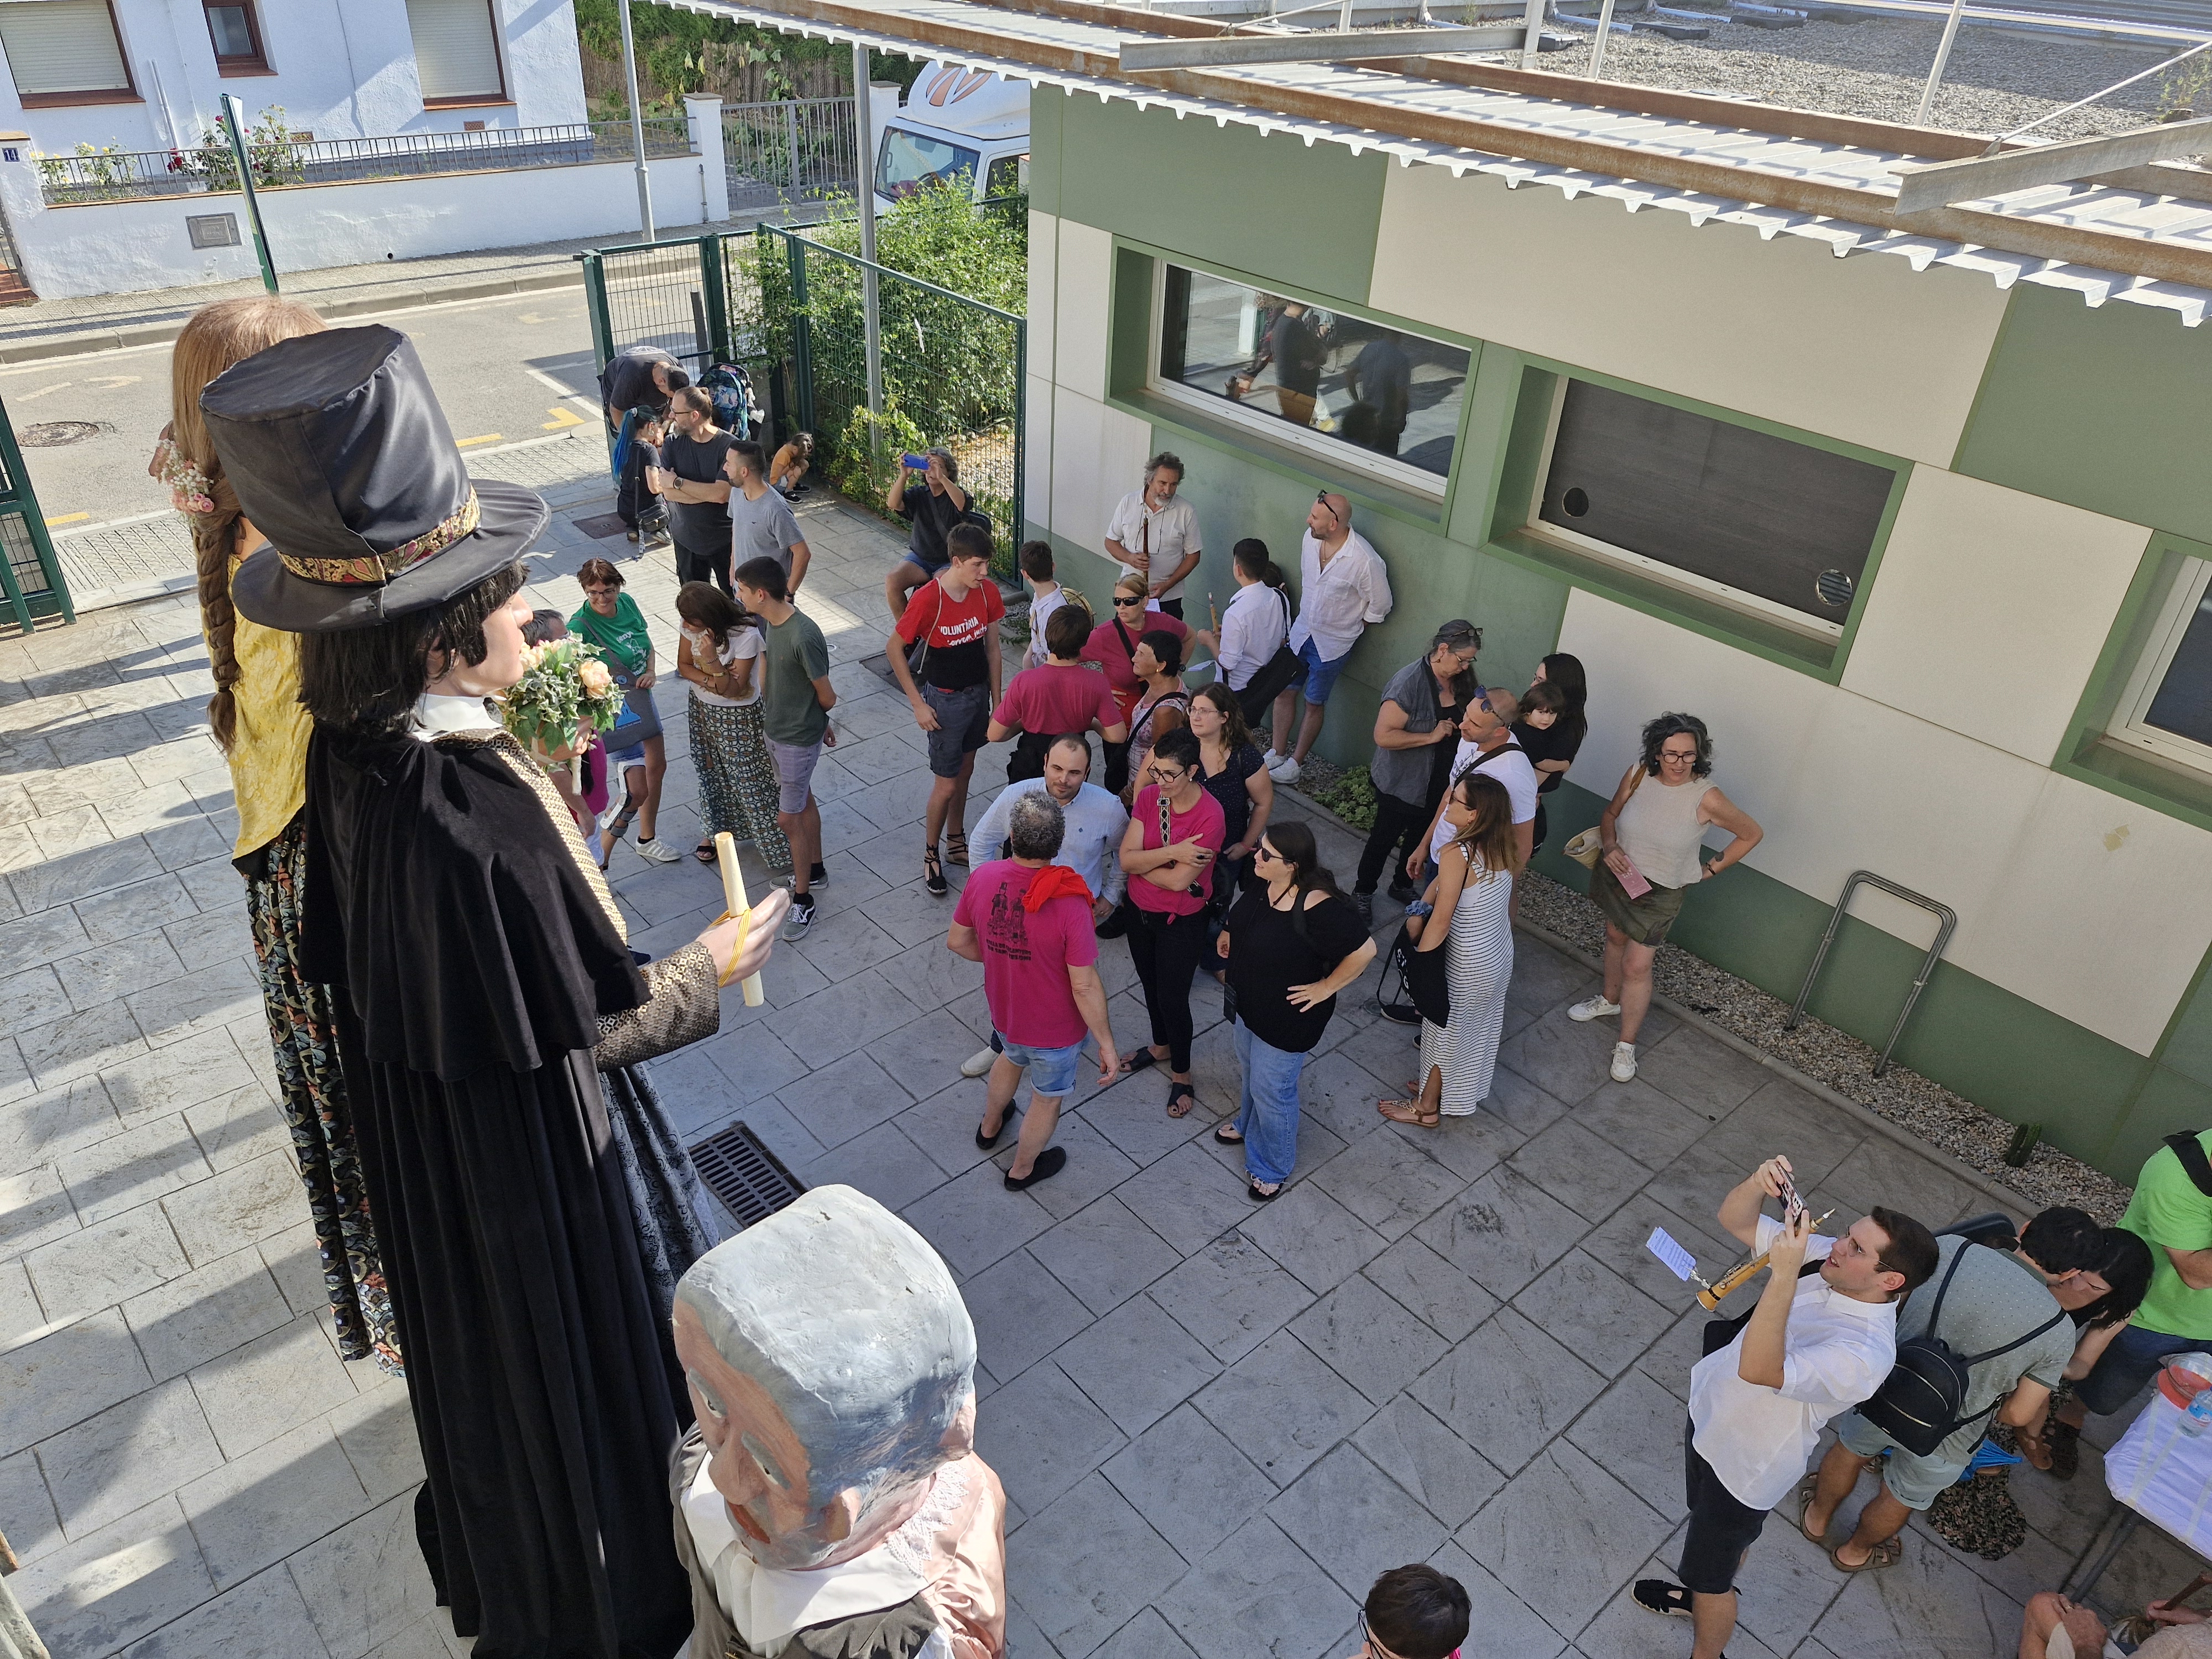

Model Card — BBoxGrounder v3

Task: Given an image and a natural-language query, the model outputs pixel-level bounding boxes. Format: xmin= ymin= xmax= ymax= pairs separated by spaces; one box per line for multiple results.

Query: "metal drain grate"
xmin=689 ymin=1121 xmax=807 ymax=1229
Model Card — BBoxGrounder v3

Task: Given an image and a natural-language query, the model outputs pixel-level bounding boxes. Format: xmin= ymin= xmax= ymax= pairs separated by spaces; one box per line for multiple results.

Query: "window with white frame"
xmin=404 ymin=0 xmax=505 ymax=105
xmin=1154 ymin=264 xmax=1471 ymax=494
xmin=1528 ymin=378 xmax=1897 ymax=639
xmin=2112 ymin=556 xmax=2212 ymax=778
xmin=0 ymin=0 xmax=133 ymax=102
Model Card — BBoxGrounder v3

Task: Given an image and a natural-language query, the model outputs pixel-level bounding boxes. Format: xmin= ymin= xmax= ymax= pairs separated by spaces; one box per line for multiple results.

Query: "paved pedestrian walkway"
xmin=0 ymin=488 xmax=2193 ymax=1658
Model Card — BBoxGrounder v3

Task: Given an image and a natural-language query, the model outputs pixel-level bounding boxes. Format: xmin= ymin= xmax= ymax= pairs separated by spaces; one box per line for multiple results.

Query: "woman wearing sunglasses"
xmin=1083 ymin=571 xmax=1190 ymax=793
xmin=1215 ymin=821 xmax=1375 ymax=1199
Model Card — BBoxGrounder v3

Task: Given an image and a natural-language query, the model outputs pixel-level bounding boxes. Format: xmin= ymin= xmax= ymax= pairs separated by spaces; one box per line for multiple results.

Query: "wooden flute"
xmin=1694 ymin=1210 xmax=1835 ymax=1311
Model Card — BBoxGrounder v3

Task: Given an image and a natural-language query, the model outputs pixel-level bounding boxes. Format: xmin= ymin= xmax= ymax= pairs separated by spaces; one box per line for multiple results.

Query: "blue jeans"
xmin=2077 ymin=1322 xmax=2211 ymax=1415
xmin=1233 ymin=1018 xmax=1308 ymax=1186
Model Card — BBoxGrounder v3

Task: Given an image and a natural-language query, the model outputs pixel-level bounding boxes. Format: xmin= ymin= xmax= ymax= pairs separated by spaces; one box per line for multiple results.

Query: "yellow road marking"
xmin=44 ymin=512 xmax=88 ymax=526
xmin=456 ymin=433 xmax=502 ymax=447
xmin=541 ymin=405 xmax=585 ymax=431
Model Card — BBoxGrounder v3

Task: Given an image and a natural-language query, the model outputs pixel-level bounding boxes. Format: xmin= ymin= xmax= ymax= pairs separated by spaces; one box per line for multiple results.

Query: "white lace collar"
xmin=410 ymin=693 xmax=502 ymax=742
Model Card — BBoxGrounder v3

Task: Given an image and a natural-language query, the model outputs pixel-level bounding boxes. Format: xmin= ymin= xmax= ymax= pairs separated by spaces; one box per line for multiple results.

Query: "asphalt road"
xmin=3 ymin=288 xmax=607 ymax=529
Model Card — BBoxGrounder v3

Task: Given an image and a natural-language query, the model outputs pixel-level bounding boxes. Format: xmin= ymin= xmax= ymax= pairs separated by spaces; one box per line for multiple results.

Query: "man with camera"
xmin=1636 ymin=1156 xmax=1938 ymax=1659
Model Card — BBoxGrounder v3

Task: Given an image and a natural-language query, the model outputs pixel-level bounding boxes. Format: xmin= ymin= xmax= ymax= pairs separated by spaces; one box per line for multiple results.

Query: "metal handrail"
xmin=1785 ymin=870 xmax=1958 ymax=1077
xmin=34 ymin=119 xmax=696 ymax=205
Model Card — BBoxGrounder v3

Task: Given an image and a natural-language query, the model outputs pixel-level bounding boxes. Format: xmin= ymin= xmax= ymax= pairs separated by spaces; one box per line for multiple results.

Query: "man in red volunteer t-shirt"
xmin=889 ymin=524 xmax=1004 ymax=898
xmin=948 ymin=792 xmax=1120 ymax=1191
xmin=987 ymin=602 xmax=1129 ymax=782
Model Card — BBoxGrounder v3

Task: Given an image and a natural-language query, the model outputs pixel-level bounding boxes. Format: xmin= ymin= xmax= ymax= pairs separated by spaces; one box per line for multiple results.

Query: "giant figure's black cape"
xmin=304 ymin=723 xmax=697 ymax=1659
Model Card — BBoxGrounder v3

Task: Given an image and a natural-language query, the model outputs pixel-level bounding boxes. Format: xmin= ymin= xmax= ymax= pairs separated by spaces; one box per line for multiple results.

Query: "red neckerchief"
xmin=1023 ymin=864 xmax=1095 ymax=911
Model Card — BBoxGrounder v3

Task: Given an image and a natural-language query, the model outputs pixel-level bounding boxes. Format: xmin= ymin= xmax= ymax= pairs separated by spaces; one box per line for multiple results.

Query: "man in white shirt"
xmin=1266 ymin=492 xmax=1392 ymax=785
xmin=1412 ymin=686 xmax=1537 ymax=877
xmin=1636 ymin=1156 xmax=1938 ymax=1659
xmin=1105 ymin=452 xmax=1202 ymax=619
xmin=1194 ymin=539 xmax=1289 ymax=704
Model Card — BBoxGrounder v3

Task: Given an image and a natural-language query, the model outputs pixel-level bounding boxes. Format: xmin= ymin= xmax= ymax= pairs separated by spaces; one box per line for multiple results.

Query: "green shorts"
xmin=1832 ymin=1410 xmax=1965 ymax=1511
xmin=1591 ymin=858 xmax=1688 ymax=947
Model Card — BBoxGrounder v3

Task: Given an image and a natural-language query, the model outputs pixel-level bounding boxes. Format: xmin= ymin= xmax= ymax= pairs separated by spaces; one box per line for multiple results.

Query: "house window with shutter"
xmin=0 ymin=0 xmax=137 ymax=107
xmin=404 ymin=0 xmax=507 ymax=106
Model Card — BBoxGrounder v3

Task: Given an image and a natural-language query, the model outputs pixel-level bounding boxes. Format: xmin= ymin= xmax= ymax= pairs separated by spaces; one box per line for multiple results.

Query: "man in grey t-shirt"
xmin=723 ymin=439 xmax=811 ymax=593
xmin=1798 ymin=1208 xmax=2106 ymax=1570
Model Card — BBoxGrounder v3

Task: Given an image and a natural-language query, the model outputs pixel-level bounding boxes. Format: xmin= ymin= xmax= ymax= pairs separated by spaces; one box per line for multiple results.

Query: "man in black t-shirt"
xmin=598 ymin=346 xmax=690 ymax=539
xmin=1348 ymin=335 xmax=1412 ymax=457
xmin=881 ymin=446 xmax=973 ymax=623
xmin=1267 ymin=304 xmax=1327 ymax=427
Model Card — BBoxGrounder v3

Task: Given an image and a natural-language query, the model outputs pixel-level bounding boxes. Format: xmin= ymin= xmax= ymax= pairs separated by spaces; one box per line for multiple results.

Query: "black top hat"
xmin=205 ymin=324 xmax=550 ymax=633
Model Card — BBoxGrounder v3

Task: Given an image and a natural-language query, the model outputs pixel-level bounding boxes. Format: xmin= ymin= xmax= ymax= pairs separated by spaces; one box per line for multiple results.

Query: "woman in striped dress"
xmin=675 ymin=581 xmax=792 ymax=872
xmin=1380 ymin=771 xmax=1521 ymax=1124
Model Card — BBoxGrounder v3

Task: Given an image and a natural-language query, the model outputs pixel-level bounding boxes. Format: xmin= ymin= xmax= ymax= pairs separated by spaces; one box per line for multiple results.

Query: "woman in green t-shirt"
xmin=571 ymin=558 xmax=677 ymax=867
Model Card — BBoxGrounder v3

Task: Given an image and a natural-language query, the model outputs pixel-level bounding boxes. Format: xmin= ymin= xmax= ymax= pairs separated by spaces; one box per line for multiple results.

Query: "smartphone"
xmin=1775 ymin=1166 xmax=1806 ymax=1223
xmin=901 ymin=452 xmax=929 ymax=472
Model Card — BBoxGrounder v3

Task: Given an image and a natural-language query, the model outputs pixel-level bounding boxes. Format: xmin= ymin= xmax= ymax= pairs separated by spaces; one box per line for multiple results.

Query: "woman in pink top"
xmin=1116 ymin=727 xmax=1224 ymax=1118
xmin=1083 ymin=571 xmax=1191 ymax=791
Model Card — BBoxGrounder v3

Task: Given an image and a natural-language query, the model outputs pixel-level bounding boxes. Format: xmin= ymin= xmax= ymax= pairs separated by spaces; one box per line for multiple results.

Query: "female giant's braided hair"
xmin=167 ymin=296 xmax=327 ymax=752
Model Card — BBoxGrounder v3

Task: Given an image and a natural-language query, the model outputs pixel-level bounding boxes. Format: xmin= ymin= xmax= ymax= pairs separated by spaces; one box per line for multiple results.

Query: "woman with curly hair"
xmin=1571 ymin=712 xmax=1762 ymax=1084
xmin=152 ymin=295 xmax=408 ymax=1375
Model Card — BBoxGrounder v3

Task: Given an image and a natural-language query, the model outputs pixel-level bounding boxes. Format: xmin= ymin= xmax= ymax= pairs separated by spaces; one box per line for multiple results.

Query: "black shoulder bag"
xmin=2164 ymin=1130 xmax=2212 ymax=1196
xmin=1856 ymin=1243 xmax=2068 ymax=1457
xmin=1234 ymin=588 xmax=1305 ymax=727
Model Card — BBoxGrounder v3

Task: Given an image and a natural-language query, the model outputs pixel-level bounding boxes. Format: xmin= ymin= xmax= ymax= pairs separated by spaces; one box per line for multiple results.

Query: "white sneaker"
xmin=1611 ymin=1042 xmax=1638 ymax=1082
xmin=1260 ymin=750 xmax=1284 ymax=771
xmin=959 ymin=1046 xmax=997 ymax=1079
xmin=1568 ymin=995 xmax=1621 ymax=1022
xmin=634 ymin=836 xmax=682 ymax=864
xmin=1267 ymin=755 xmax=1302 ymax=785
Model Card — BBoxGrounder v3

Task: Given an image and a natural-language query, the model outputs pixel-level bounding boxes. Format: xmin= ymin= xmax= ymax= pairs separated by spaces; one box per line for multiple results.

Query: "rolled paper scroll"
xmin=713 ymin=831 xmax=766 ymax=1007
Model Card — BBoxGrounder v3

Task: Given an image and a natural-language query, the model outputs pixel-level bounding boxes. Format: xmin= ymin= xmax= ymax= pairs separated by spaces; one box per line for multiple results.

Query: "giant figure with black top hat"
xmin=207 ymin=325 xmax=787 ymax=1658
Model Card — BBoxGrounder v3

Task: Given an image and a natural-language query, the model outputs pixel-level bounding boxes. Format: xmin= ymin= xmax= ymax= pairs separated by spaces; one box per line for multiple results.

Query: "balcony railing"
xmin=35 ymin=119 xmax=696 ymax=206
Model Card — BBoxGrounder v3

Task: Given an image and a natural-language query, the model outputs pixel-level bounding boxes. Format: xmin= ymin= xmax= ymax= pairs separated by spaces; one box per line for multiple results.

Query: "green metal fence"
xmin=0 ymin=401 xmax=73 ymax=633
xmin=752 ymin=223 xmax=1024 ymax=569
xmin=577 ymin=225 xmax=1025 ymax=570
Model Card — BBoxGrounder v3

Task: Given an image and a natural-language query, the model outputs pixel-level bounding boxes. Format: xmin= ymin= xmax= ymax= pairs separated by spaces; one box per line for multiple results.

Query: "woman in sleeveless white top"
xmin=1573 ymin=713 xmax=1762 ymax=1084
xmin=1380 ymin=771 xmax=1522 ymax=1127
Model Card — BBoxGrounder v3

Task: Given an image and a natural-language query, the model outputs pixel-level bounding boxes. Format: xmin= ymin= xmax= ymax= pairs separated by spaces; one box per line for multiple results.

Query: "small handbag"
xmin=1234 ymin=588 xmax=1304 ymax=726
xmin=1564 ymin=762 xmax=1644 ymax=868
xmin=609 ymin=675 xmax=662 ymax=749
xmin=1388 ymin=916 xmax=1451 ymax=1027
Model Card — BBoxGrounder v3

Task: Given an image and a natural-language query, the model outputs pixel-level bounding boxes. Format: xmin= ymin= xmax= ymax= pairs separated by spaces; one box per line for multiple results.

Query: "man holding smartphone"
xmin=883 ymin=447 xmax=972 ymax=623
xmin=1635 ymin=1156 xmax=1937 ymax=1659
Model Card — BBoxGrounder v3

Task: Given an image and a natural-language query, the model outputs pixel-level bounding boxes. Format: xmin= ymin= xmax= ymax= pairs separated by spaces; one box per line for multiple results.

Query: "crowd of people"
xmin=134 ymin=307 xmax=2212 ymax=1659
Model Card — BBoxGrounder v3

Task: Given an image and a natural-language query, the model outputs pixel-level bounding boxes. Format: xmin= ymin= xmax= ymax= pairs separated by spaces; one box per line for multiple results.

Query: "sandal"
xmin=693 ymin=842 xmax=716 ymax=864
xmin=923 ymin=846 xmax=947 ymax=898
xmin=1117 ymin=1050 xmax=1160 ymax=1079
xmin=943 ymin=830 xmax=969 ymax=868
xmin=1830 ymin=1535 xmax=1902 ymax=1574
xmin=1166 ymin=1082 xmax=1196 ymax=1118
xmin=1795 ymin=1474 xmax=1829 ymax=1544
xmin=1378 ymin=1098 xmax=1441 ymax=1128
xmin=1214 ymin=1124 xmax=1244 ymax=1145
xmin=1247 ymin=1178 xmax=1281 ymax=1202
xmin=2042 ymin=1416 xmax=2081 ymax=1481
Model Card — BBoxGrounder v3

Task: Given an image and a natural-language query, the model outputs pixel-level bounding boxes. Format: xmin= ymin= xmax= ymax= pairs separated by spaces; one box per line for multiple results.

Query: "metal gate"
xmin=0 ymin=193 xmax=32 ymax=306
xmin=722 ymin=97 xmax=859 ymax=218
xmin=578 ymin=226 xmax=1025 ymax=570
xmin=0 ymin=399 xmax=75 ymax=631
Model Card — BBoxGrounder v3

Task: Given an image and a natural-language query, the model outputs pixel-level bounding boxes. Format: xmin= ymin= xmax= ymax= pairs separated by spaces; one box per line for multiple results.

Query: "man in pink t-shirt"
xmin=948 ymin=792 xmax=1120 ymax=1191
xmin=987 ymin=604 xmax=1129 ymax=782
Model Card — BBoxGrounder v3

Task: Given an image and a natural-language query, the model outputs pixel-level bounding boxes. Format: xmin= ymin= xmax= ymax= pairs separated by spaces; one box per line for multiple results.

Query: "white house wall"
xmin=0 ymin=150 xmax=707 ymax=299
xmin=1559 ymin=588 xmax=2212 ymax=1056
xmin=1051 ymin=216 xmax=1112 ymax=406
xmin=0 ymin=0 xmax=586 ymax=154
xmin=1364 ymin=161 xmax=2011 ymax=469
xmin=1839 ymin=468 xmax=2154 ymax=767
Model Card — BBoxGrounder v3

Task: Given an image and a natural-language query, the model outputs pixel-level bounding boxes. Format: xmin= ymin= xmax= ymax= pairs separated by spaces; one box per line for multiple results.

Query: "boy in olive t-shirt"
xmin=2077 ymin=1131 xmax=2212 ymax=1416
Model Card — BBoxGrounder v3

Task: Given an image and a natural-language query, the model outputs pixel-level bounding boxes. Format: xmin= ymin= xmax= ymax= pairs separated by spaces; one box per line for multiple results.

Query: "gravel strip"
xmin=1469 ymin=14 xmax=2207 ymax=143
xmin=1514 ymin=869 xmax=2134 ymax=1222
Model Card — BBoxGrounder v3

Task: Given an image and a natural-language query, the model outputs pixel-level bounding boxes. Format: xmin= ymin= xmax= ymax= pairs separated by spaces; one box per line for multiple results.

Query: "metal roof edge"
xmin=672 ymin=0 xmax=2210 ymax=326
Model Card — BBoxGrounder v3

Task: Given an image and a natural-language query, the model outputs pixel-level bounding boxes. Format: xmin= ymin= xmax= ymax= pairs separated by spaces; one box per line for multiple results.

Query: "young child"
xmin=1017 ymin=539 xmax=1075 ymax=670
xmin=1355 ymin=1564 xmax=1470 ymax=1659
xmin=628 ymin=407 xmax=671 ymax=544
xmin=769 ymin=430 xmax=814 ymax=499
xmin=1512 ymin=677 xmax=1577 ymax=857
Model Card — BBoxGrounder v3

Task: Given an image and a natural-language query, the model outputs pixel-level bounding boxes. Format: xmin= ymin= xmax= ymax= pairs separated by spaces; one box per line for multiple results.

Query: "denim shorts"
xmin=922 ymin=682 xmax=990 ymax=778
xmin=997 ymin=1032 xmax=1086 ymax=1097
xmin=1295 ymin=636 xmax=1352 ymax=705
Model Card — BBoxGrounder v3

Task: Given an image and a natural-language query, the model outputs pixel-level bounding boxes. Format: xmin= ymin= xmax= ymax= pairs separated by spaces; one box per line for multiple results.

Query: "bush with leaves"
xmin=573 ymin=0 xmax=916 ymax=108
xmin=1308 ymin=765 xmax=1381 ymax=833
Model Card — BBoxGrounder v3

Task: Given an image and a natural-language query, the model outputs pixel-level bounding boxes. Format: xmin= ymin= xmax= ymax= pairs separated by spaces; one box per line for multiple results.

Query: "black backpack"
xmin=1856 ymin=1241 xmax=2066 ymax=1457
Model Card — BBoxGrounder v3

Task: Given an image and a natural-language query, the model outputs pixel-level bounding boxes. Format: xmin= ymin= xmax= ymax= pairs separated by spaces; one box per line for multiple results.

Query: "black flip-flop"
xmin=1214 ymin=1124 xmax=1244 ymax=1145
xmin=1166 ymin=1082 xmax=1196 ymax=1118
xmin=976 ymin=1114 xmax=1016 ymax=1151
xmin=1003 ymin=1147 xmax=1067 ymax=1191
xmin=1246 ymin=1178 xmax=1281 ymax=1202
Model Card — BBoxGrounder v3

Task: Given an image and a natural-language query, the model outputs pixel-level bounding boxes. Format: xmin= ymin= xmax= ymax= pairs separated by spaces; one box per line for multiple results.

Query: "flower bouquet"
xmin=502 ymin=639 xmax=623 ymax=767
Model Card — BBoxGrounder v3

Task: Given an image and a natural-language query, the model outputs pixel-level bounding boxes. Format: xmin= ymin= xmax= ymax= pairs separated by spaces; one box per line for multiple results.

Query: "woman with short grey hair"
xmin=1571 ymin=712 xmax=1762 ymax=1083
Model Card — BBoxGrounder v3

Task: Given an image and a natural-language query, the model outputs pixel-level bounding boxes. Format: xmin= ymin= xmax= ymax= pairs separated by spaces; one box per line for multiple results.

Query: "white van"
xmin=872 ymin=61 xmax=1030 ymax=215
